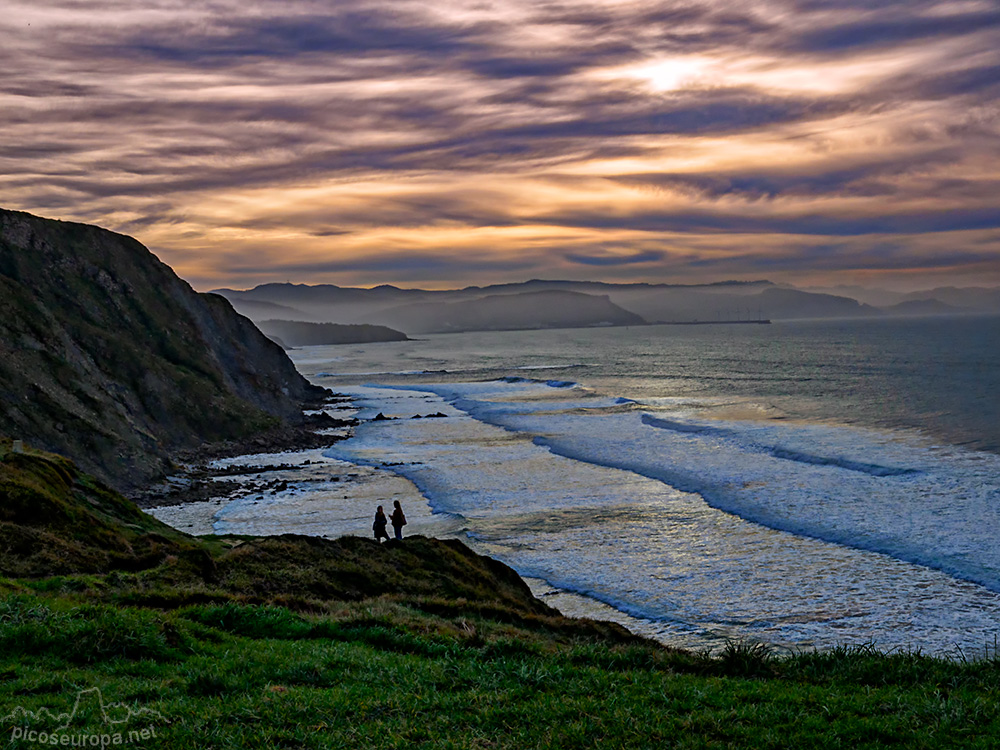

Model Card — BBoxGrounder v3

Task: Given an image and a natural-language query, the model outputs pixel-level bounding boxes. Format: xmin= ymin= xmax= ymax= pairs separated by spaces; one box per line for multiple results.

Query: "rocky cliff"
xmin=0 ymin=209 xmax=327 ymax=490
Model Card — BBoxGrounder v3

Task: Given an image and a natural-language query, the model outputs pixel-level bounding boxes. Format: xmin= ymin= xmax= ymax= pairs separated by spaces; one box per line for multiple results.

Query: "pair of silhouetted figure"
xmin=373 ymin=500 xmax=406 ymax=542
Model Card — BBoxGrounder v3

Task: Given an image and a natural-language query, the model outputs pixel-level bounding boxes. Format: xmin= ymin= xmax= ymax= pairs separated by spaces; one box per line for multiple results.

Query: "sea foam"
xmin=326 ymin=380 xmax=1000 ymax=656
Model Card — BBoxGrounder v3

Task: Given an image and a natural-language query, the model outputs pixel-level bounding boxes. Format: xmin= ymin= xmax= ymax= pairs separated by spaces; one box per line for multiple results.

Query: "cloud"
xmin=685 ymin=241 xmax=1000 ymax=275
xmin=786 ymin=6 xmax=1000 ymax=54
xmin=537 ymin=206 xmax=1000 ymax=236
xmin=565 ymin=249 xmax=666 ymax=266
xmin=221 ymin=249 xmax=543 ymax=285
xmin=1 ymin=0 xmax=998 ymax=289
xmin=608 ymin=149 xmax=966 ymax=200
xmin=117 ymin=9 xmax=479 ymax=66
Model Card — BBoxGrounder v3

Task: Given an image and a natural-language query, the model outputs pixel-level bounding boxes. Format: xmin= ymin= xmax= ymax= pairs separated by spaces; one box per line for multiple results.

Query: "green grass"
xmin=2 ymin=595 xmax=999 ymax=749
xmin=3 ymin=445 xmax=1000 ymax=748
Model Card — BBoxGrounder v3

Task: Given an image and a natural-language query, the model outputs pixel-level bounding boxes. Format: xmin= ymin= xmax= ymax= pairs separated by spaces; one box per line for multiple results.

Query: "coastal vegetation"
xmin=2 ymin=440 xmax=998 ymax=748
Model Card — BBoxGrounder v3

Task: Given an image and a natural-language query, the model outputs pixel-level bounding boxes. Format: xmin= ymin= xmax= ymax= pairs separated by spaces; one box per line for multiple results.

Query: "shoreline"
xmin=129 ymin=395 xmax=357 ymax=510
xmin=139 ymin=394 xmax=677 ymax=650
xmin=138 ymin=374 xmax=1000 ymax=662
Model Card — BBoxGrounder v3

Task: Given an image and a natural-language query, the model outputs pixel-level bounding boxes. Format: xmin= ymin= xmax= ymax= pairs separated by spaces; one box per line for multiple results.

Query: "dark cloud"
xmin=787 ymin=7 xmax=1000 ymax=54
xmin=686 ymin=242 xmax=1000 ymax=274
xmin=902 ymin=62 xmax=1000 ymax=100
xmin=537 ymin=207 xmax=1000 ymax=236
xmin=609 ymin=150 xmax=964 ymax=201
xmin=565 ymin=249 xmax=666 ymax=266
xmin=112 ymin=9 xmax=480 ymax=65
xmin=228 ymin=251 xmax=540 ymax=277
xmin=0 ymin=85 xmax=852 ymax=206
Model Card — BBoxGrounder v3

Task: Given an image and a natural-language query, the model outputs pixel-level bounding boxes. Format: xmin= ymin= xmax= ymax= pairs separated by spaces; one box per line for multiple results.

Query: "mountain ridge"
xmin=216 ymin=278 xmax=999 ymax=332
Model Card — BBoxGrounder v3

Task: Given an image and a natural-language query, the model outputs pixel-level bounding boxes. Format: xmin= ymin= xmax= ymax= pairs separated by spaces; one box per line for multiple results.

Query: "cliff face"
xmin=0 ymin=209 xmax=327 ymax=490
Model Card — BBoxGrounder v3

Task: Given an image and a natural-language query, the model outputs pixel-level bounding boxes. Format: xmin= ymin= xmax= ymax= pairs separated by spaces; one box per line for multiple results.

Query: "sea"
xmin=230 ymin=316 xmax=1000 ymax=656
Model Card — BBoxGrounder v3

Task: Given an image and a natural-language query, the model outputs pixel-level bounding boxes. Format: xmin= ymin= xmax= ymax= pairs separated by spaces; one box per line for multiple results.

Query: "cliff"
xmin=0 ymin=209 xmax=327 ymax=491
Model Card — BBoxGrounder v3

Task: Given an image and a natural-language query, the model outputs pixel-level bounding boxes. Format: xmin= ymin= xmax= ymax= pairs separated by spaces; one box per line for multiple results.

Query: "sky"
xmin=2 ymin=0 xmax=999 ymax=291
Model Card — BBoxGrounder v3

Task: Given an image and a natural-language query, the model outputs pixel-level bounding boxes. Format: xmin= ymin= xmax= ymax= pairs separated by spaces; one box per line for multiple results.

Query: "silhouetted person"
xmin=390 ymin=500 xmax=406 ymax=540
xmin=373 ymin=505 xmax=390 ymax=542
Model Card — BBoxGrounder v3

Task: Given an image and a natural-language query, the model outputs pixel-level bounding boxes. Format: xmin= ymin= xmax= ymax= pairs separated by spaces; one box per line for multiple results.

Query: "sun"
xmin=633 ymin=57 xmax=710 ymax=91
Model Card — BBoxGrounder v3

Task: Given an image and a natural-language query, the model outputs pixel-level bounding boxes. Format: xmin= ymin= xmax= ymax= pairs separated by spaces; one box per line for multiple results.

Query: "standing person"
xmin=373 ymin=505 xmax=390 ymax=542
xmin=389 ymin=500 xmax=407 ymax=540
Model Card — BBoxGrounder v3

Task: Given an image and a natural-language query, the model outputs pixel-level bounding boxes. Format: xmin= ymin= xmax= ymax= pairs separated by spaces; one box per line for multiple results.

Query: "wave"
xmin=319 ymin=363 xmax=593 ymax=379
xmin=317 ymin=369 xmax=430 ymax=377
xmin=338 ymin=379 xmax=1000 ymax=595
xmin=523 ymin=430 xmax=1000 ymax=594
xmin=767 ymin=447 xmax=919 ymax=477
xmin=512 ymin=363 xmax=593 ymax=371
xmin=499 ymin=376 xmax=578 ymax=388
xmin=411 ymin=380 xmax=1000 ymax=594
xmin=641 ymin=413 xmax=733 ymax=437
xmin=641 ymin=414 xmax=917 ymax=477
xmin=323 ymin=381 xmax=1000 ymax=655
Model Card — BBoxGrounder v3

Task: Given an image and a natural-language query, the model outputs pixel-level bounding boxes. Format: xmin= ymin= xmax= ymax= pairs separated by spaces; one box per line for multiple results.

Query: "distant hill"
xmin=218 ymin=277 xmax=1000 ymax=329
xmin=213 ymin=282 xmax=435 ymax=323
xmin=752 ymin=287 xmax=878 ymax=319
xmin=367 ymin=290 xmax=646 ymax=334
xmin=898 ymin=287 xmax=1000 ymax=311
xmin=596 ymin=284 xmax=877 ymax=323
xmin=212 ymin=280 xmax=774 ymax=329
xmin=805 ymin=285 xmax=1000 ymax=314
xmin=879 ymin=299 xmax=969 ymax=316
xmin=256 ymin=320 xmax=409 ymax=346
xmin=0 ymin=209 xmax=327 ymax=491
xmin=215 ymin=279 xmax=905 ymax=328
xmin=225 ymin=297 xmax=314 ymax=322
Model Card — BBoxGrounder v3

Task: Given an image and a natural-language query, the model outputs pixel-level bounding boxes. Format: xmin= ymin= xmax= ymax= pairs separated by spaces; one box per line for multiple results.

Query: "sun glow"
xmin=628 ymin=57 xmax=712 ymax=92
xmin=587 ymin=55 xmax=714 ymax=93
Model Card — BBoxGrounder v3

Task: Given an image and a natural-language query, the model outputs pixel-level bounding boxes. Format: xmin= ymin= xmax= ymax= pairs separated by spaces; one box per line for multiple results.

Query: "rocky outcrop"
xmin=0 ymin=209 xmax=327 ymax=490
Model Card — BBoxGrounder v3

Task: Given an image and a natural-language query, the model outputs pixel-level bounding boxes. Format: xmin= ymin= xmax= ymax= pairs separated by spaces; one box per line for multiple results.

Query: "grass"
xmin=2 ymin=596 xmax=1000 ymax=749
xmin=2 ymin=444 xmax=1000 ymax=747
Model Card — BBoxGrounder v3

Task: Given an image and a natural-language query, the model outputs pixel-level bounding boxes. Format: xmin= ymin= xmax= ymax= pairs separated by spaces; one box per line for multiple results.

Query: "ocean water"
xmin=290 ymin=316 xmax=1000 ymax=656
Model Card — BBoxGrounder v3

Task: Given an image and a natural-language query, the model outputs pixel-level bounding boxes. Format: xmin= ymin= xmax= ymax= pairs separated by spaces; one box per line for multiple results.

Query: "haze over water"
xmin=291 ymin=316 xmax=1000 ymax=656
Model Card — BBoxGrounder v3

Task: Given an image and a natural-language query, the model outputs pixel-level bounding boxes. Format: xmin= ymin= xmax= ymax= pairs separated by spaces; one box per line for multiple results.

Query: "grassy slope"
xmin=2 ymin=443 xmax=999 ymax=748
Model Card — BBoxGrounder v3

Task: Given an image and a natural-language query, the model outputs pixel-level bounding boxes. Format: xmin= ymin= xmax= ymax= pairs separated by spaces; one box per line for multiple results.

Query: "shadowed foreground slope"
xmin=2 ymin=442 xmax=999 ymax=748
xmin=0 ymin=441 xmax=631 ymax=640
